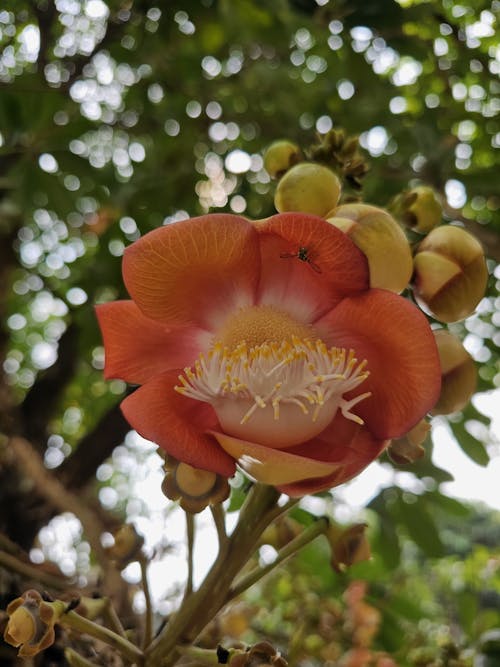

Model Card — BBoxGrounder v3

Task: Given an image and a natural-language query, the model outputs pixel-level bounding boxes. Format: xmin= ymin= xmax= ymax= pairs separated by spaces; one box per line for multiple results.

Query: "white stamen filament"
xmin=175 ymin=337 xmax=371 ymax=447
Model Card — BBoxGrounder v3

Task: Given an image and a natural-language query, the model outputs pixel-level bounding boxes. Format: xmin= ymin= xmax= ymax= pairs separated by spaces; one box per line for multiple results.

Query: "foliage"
xmin=232 ymin=501 xmax=500 ymax=666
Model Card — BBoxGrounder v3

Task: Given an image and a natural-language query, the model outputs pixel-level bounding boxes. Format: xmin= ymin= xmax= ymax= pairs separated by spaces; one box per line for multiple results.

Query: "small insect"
xmin=280 ymin=246 xmax=322 ymax=273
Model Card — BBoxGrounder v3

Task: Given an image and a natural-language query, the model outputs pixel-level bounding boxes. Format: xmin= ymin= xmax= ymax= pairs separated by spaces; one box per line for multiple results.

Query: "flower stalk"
xmin=140 ymin=556 xmax=154 ymax=649
xmin=211 ymin=503 xmax=228 ymax=550
xmin=61 ymin=609 xmax=144 ymax=665
xmin=184 ymin=512 xmax=195 ymax=601
xmin=145 ymin=483 xmax=280 ymax=666
xmin=65 ymin=647 xmax=102 ymax=667
xmin=228 ymin=516 xmax=330 ymax=601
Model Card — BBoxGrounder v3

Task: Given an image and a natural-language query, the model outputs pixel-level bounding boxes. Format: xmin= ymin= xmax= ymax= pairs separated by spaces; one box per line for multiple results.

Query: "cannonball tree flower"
xmin=96 ymin=213 xmax=440 ymax=496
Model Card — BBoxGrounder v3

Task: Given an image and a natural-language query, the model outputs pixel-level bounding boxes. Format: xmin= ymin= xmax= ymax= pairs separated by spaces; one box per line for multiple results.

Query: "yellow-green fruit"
xmin=404 ymin=186 xmax=442 ymax=234
xmin=326 ymin=203 xmax=413 ymax=293
xmin=413 ymin=225 xmax=488 ymax=322
xmin=274 ymin=162 xmax=341 ymax=217
xmin=263 ymin=139 xmax=302 ymax=178
xmin=431 ymin=329 xmax=476 ymax=415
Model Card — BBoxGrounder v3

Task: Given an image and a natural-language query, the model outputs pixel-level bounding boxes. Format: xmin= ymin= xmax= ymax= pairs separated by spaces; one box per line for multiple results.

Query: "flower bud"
xmin=4 ymin=590 xmax=65 ymax=657
xmin=106 ymin=524 xmax=144 ymax=566
xmin=263 ymin=140 xmax=302 ymax=179
xmin=431 ymin=329 xmax=476 ymax=415
xmin=326 ymin=203 xmax=413 ymax=293
xmin=412 ymin=225 xmax=488 ymax=322
xmin=396 ymin=186 xmax=442 ymax=234
xmin=274 ymin=162 xmax=341 ymax=217
xmin=326 ymin=523 xmax=371 ymax=573
xmin=388 ymin=419 xmax=431 ymax=464
xmin=229 ymin=641 xmax=288 ymax=667
xmin=259 ymin=516 xmax=302 ymax=549
xmin=162 ymin=457 xmax=230 ymax=514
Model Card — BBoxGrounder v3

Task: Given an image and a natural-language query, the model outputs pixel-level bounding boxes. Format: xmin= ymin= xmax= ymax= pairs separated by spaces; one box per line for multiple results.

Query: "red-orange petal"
xmin=211 ymin=431 xmax=342 ymax=485
xmin=255 ymin=213 xmax=369 ymax=322
xmin=316 ymin=289 xmax=441 ymax=439
xmin=278 ymin=413 xmax=388 ymax=496
xmin=96 ymin=301 xmax=211 ymax=384
xmin=121 ymin=371 xmax=236 ymax=477
xmin=123 ymin=214 xmax=260 ymax=330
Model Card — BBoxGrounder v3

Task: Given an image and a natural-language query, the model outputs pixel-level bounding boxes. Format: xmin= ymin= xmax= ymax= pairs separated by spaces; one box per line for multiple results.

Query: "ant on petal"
xmin=280 ymin=246 xmax=322 ymax=273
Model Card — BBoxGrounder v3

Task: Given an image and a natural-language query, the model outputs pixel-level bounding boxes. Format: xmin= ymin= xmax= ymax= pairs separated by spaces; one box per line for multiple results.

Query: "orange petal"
xmin=96 ymin=301 xmax=211 ymax=384
xmin=211 ymin=431 xmax=342 ymax=485
xmin=316 ymin=289 xmax=441 ymax=439
xmin=256 ymin=213 xmax=369 ymax=322
xmin=121 ymin=371 xmax=236 ymax=477
xmin=122 ymin=214 xmax=260 ymax=330
xmin=279 ymin=413 xmax=388 ymax=495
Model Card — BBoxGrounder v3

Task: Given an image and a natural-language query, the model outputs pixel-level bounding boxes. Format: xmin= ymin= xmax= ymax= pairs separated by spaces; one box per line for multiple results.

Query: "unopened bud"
xmin=229 ymin=641 xmax=288 ymax=667
xmin=327 ymin=203 xmax=412 ymax=293
xmin=396 ymin=186 xmax=442 ymax=234
xmin=274 ymin=162 xmax=341 ymax=217
xmin=264 ymin=140 xmax=302 ymax=179
xmin=259 ymin=516 xmax=302 ymax=549
xmin=388 ymin=419 xmax=431 ymax=464
xmin=326 ymin=523 xmax=371 ymax=573
xmin=413 ymin=225 xmax=488 ymax=322
xmin=431 ymin=329 xmax=476 ymax=415
xmin=106 ymin=524 xmax=144 ymax=566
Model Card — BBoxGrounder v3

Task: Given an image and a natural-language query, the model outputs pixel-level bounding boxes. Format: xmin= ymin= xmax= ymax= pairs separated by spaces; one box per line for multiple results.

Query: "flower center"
xmin=217 ymin=305 xmax=315 ymax=349
xmin=175 ymin=337 xmax=370 ymax=449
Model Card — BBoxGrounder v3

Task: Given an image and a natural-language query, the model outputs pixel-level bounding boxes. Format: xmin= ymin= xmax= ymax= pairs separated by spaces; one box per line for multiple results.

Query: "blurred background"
xmin=0 ymin=1 xmax=499 ymax=665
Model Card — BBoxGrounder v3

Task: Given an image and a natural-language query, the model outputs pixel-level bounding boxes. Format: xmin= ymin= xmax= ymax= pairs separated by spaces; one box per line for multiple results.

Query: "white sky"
xmin=339 ymin=389 xmax=500 ymax=510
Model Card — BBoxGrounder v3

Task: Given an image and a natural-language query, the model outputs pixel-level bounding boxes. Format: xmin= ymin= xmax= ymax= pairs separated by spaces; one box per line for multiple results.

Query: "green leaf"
xmin=392 ymin=492 xmax=445 ymax=558
xmin=451 ymin=421 xmax=490 ymax=466
xmin=426 ymin=491 xmax=471 ymax=518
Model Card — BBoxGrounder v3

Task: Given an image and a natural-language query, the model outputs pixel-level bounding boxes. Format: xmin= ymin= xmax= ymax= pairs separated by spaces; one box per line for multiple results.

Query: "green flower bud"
xmin=398 ymin=186 xmax=442 ymax=234
xmin=327 ymin=203 xmax=413 ymax=293
xmin=263 ymin=140 xmax=302 ymax=179
xmin=274 ymin=162 xmax=341 ymax=217
xmin=431 ymin=329 xmax=476 ymax=415
xmin=413 ymin=225 xmax=488 ymax=322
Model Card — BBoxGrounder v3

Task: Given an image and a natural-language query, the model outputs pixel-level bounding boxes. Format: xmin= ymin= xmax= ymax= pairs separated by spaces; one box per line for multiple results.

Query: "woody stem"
xmin=145 ymin=483 xmax=281 ymax=666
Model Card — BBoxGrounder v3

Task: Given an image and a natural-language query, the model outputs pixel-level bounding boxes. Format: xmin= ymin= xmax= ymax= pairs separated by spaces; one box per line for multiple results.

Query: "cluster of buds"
xmin=306 ymin=128 xmax=370 ymax=189
xmin=265 ymin=130 xmax=489 ymax=440
xmin=264 ymin=130 xmax=370 ymax=220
